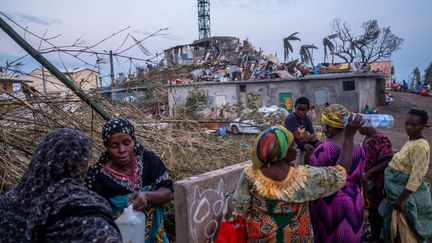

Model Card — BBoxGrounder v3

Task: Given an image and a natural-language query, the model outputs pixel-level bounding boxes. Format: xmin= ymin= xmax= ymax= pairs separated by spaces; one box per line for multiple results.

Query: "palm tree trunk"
xmin=323 ymin=47 xmax=327 ymax=63
xmin=331 ymin=50 xmax=334 ymax=64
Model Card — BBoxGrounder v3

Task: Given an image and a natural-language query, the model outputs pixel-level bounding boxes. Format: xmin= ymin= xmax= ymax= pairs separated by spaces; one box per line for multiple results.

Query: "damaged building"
xmin=164 ymin=36 xmax=240 ymax=67
xmin=167 ymin=72 xmax=386 ymax=119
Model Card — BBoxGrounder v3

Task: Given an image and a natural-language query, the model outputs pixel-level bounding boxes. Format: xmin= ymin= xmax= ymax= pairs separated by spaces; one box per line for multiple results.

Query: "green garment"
xmin=382 ymin=167 xmax=432 ymax=242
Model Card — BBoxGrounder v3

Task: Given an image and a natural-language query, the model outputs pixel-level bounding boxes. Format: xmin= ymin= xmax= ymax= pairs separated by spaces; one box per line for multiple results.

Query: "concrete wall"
xmin=174 ymin=161 xmax=251 ymax=243
xmin=370 ymin=61 xmax=392 ymax=87
xmin=65 ymin=69 xmax=99 ymax=91
xmin=167 ymin=73 xmax=384 ymax=118
xmin=27 ymin=68 xmax=99 ymax=95
xmin=164 ymin=46 xmax=194 ymax=67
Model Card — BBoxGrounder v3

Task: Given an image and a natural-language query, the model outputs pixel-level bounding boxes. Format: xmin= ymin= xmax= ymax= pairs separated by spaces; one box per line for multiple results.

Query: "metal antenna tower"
xmin=197 ymin=0 xmax=210 ymax=39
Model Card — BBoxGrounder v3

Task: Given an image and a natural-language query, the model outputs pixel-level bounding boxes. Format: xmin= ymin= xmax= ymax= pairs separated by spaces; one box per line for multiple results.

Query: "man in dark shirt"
xmin=284 ymin=97 xmax=319 ymax=164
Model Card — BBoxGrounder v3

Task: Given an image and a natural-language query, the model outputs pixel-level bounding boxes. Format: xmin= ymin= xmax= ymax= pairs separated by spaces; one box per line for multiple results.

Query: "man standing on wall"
xmin=284 ymin=97 xmax=319 ymax=164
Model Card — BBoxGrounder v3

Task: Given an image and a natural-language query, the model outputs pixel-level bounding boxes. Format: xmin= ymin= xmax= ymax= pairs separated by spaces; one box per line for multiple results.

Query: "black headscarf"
xmin=99 ymin=117 xmax=146 ymax=165
xmin=0 ymin=128 xmax=121 ymax=242
xmin=102 ymin=116 xmax=135 ymax=144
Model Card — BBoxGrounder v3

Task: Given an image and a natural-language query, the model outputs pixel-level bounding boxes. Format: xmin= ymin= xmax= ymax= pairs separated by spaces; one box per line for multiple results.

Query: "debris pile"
xmin=163 ymin=37 xmax=380 ymax=86
xmin=164 ymin=38 xmax=296 ymax=84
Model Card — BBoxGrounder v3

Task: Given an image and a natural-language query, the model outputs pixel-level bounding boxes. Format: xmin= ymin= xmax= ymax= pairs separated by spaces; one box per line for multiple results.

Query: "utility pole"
xmin=96 ymin=59 xmax=102 ymax=88
xmin=41 ymin=65 xmax=47 ymax=95
xmin=0 ymin=16 xmax=111 ymax=120
xmin=109 ymin=50 xmax=115 ymax=100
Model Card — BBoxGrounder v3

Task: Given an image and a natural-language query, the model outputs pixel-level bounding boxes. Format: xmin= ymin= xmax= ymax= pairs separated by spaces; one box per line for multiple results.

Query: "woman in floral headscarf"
xmin=0 ymin=128 xmax=121 ymax=242
xmin=233 ymin=116 xmax=363 ymax=242
xmin=85 ymin=117 xmax=173 ymax=243
xmin=309 ymin=104 xmax=366 ymax=243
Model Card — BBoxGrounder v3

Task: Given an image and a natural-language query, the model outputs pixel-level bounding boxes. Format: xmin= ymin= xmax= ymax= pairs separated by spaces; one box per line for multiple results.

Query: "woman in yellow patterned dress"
xmin=233 ymin=114 xmax=363 ymax=242
xmin=382 ymin=109 xmax=432 ymax=243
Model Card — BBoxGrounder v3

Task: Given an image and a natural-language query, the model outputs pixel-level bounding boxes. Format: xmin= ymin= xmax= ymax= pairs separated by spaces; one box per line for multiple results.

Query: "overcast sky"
xmin=1 ymin=0 xmax=431 ymax=84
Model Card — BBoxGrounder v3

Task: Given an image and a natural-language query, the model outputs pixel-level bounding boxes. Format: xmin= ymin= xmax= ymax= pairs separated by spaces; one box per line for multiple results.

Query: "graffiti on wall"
xmin=188 ymin=179 xmax=234 ymax=242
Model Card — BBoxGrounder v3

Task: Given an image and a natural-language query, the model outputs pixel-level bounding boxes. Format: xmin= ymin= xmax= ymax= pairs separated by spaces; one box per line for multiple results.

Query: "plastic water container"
xmin=115 ymin=205 xmax=146 ymax=243
xmin=345 ymin=113 xmax=395 ymax=128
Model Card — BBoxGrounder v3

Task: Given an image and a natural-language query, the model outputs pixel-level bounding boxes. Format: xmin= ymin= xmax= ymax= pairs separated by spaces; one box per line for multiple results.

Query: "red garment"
xmin=362 ymin=132 xmax=393 ymax=239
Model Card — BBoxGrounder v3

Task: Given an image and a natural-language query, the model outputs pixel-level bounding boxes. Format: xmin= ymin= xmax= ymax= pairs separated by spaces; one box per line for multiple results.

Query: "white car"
xmin=230 ymin=114 xmax=261 ymax=134
xmin=229 ymin=106 xmax=289 ymax=134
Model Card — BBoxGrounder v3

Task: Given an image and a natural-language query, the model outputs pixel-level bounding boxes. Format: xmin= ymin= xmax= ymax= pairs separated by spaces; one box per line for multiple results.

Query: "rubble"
xmin=162 ymin=37 xmax=380 ymax=86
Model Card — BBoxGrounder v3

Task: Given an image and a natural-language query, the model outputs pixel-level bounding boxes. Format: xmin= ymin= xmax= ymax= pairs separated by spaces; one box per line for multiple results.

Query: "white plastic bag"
xmin=115 ymin=205 xmax=146 ymax=243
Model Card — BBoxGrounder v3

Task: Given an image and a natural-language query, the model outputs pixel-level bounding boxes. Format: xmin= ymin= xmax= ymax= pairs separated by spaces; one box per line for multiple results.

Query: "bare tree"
xmin=331 ymin=19 xmax=403 ymax=64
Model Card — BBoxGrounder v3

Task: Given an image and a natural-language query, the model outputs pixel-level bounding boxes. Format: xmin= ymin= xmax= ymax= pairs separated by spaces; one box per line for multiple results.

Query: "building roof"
xmin=30 ymin=67 xmax=97 ymax=74
xmin=61 ymin=67 xmax=97 ymax=73
xmin=0 ymin=72 xmax=33 ymax=83
xmin=96 ymin=85 xmax=147 ymax=94
xmin=191 ymin=36 xmax=239 ymax=45
xmin=166 ymin=72 xmax=385 ymax=88
xmin=164 ymin=44 xmax=191 ymax=52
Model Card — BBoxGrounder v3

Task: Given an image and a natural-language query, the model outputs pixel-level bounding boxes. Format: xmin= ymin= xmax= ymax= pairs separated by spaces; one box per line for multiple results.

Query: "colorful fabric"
xmin=102 ymin=116 xmax=136 ymax=144
xmin=0 ymin=128 xmax=121 ymax=242
xmin=382 ymin=167 xmax=432 ymax=242
xmin=85 ymin=147 xmax=172 ymax=243
xmin=388 ymin=139 xmax=430 ymax=191
xmin=109 ymin=186 xmax=168 ymax=243
xmin=362 ymin=132 xmax=394 ymax=239
xmin=251 ymin=126 xmax=294 ymax=169
xmin=233 ymin=164 xmax=347 ymax=242
xmin=321 ymin=104 xmax=350 ymax=129
xmin=309 ymin=141 xmax=365 ymax=243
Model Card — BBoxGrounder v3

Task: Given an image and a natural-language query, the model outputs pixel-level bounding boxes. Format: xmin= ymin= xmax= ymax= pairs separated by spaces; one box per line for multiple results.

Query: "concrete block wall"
xmin=174 ymin=161 xmax=251 ymax=243
xmin=173 ymin=154 xmax=307 ymax=243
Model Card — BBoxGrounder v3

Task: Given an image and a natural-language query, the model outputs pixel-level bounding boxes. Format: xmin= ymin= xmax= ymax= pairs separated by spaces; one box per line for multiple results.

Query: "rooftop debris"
xmin=161 ymin=37 xmax=382 ymax=86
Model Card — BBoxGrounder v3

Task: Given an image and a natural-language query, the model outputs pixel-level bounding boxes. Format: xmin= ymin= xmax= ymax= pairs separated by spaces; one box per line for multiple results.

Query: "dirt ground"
xmin=372 ymin=92 xmax=432 ymax=147
xmin=354 ymin=91 xmax=432 ymax=173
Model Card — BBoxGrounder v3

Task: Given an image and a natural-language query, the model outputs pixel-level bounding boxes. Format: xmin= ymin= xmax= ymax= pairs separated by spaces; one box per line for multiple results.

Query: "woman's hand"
xmin=129 ymin=191 xmax=149 ymax=211
xmin=394 ymin=189 xmax=412 ymax=211
xmin=394 ymin=198 xmax=404 ymax=211
xmin=344 ymin=114 xmax=364 ymax=138
xmin=337 ymin=114 xmax=364 ymax=172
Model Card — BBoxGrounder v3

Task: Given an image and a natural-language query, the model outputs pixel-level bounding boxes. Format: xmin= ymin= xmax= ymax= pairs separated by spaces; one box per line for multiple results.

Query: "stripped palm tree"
xmin=283 ymin=32 xmax=301 ymax=62
xmin=322 ymin=34 xmax=337 ymax=64
xmin=300 ymin=44 xmax=318 ymax=67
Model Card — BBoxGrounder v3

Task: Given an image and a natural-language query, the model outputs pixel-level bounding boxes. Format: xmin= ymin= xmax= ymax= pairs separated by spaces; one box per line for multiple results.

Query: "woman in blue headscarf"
xmin=85 ymin=117 xmax=173 ymax=243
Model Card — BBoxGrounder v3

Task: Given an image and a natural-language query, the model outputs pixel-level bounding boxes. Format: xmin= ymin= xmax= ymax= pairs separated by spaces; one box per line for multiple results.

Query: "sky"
xmin=1 ymin=0 xmax=431 ymax=85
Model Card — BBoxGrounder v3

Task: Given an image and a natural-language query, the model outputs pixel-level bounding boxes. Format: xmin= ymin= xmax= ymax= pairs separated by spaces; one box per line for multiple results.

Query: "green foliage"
xmin=176 ymin=88 xmax=208 ymax=120
xmin=322 ymin=35 xmax=336 ymax=63
xmin=424 ymin=63 xmax=432 ymax=85
xmin=412 ymin=67 xmax=421 ymax=86
xmin=300 ymin=44 xmax=318 ymax=67
xmin=283 ymin=32 xmax=301 ymax=62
